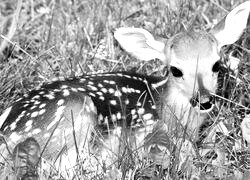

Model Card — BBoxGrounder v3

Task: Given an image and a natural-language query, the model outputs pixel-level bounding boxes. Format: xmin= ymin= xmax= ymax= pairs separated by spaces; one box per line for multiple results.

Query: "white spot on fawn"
xmin=15 ymin=116 xmax=22 ymax=123
xmin=53 ymin=89 xmax=61 ymax=92
xmin=39 ymin=103 xmax=46 ymax=109
xmin=57 ymin=99 xmax=65 ymax=106
xmin=116 ymin=73 xmax=123 ymax=77
xmin=30 ymin=106 xmax=36 ymax=110
xmin=131 ymin=109 xmax=136 ymax=115
xmin=79 ymin=78 xmax=86 ymax=83
xmin=135 ymin=90 xmax=141 ymax=94
xmin=32 ymin=128 xmax=41 ymax=135
xmin=63 ymin=89 xmax=70 ymax=96
xmin=32 ymin=95 xmax=40 ymax=99
xmin=98 ymin=114 xmax=104 ymax=122
xmin=136 ymin=102 xmax=142 ymax=106
xmin=71 ymin=88 xmax=78 ymax=92
xmin=143 ymin=113 xmax=153 ymax=120
xmin=103 ymin=73 xmax=113 ymax=77
xmin=87 ymin=85 xmax=98 ymax=91
xmin=109 ymin=80 xmax=116 ymax=85
xmin=9 ymin=132 xmax=21 ymax=143
xmin=45 ymin=93 xmax=55 ymax=100
xmin=146 ymin=119 xmax=155 ymax=126
xmin=21 ymin=111 xmax=26 ymax=115
xmin=117 ymin=112 xmax=122 ymax=120
xmin=138 ymin=108 xmax=145 ymax=115
xmin=61 ymin=85 xmax=68 ymax=89
xmin=129 ymin=88 xmax=135 ymax=93
xmin=88 ymin=92 xmax=96 ymax=97
xmin=78 ymin=88 xmax=86 ymax=92
xmin=114 ymin=90 xmax=122 ymax=97
xmin=39 ymin=109 xmax=46 ymax=115
xmin=124 ymin=75 xmax=131 ymax=79
xmin=110 ymin=100 xmax=117 ymax=106
xmin=97 ymin=83 xmax=103 ymax=88
xmin=26 ymin=120 xmax=33 ymax=127
xmin=24 ymin=125 xmax=32 ymax=132
xmin=39 ymin=91 xmax=45 ymax=95
xmin=99 ymin=96 xmax=105 ymax=101
xmin=101 ymin=88 xmax=108 ymax=93
xmin=109 ymin=88 xmax=115 ymax=94
xmin=111 ymin=114 xmax=117 ymax=122
xmin=122 ymin=87 xmax=127 ymax=93
xmin=96 ymin=91 xmax=103 ymax=96
xmin=34 ymin=101 xmax=40 ymax=105
xmin=31 ymin=111 xmax=39 ymax=118
xmin=125 ymin=99 xmax=129 ymax=105
xmin=103 ymin=80 xmax=109 ymax=84
xmin=10 ymin=122 xmax=16 ymax=131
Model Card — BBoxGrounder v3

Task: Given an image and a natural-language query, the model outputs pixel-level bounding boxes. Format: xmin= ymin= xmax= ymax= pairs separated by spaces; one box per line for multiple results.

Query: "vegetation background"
xmin=0 ymin=0 xmax=249 ymax=179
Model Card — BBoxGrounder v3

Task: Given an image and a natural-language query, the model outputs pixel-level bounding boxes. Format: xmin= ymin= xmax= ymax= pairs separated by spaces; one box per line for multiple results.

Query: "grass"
xmin=0 ymin=0 xmax=250 ymax=179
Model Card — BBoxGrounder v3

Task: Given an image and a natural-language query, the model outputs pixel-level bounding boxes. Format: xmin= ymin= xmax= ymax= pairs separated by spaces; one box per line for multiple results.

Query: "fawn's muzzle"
xmin=189 ymin=74 xmax=215 ymax=112
xmin=190 ymin=93 xmax=214 ymax=112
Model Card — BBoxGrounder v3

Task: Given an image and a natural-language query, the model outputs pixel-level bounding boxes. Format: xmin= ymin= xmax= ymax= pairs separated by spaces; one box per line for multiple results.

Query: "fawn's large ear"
xmin=210 ymin=1 xmax=250 ymax=49
xmin=114 ymin=28 xmax=166 ymax=62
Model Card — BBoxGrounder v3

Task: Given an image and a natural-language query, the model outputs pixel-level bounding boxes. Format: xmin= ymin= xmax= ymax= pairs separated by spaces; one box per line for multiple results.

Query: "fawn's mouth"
xmin=199 ymin=101 xmax=214 ymax=112
xmin=190 ymin=95 xmax=214 ymax=113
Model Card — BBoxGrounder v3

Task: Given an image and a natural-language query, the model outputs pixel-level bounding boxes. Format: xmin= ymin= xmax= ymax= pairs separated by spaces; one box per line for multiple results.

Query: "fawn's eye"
xmin=170 ymin=66 xmax=183 ymax=77
xmin=212 ymin=61 xmax=221 ymax=72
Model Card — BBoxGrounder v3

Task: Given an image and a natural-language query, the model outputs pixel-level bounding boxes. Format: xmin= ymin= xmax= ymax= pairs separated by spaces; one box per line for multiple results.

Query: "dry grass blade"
xmin=0 ymin=0 xmax=22 ymax=57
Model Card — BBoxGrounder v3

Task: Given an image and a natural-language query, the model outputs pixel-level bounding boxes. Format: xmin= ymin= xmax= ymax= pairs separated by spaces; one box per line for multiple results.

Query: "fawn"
xmin=0 ymin=1 xmax=250 ymax=179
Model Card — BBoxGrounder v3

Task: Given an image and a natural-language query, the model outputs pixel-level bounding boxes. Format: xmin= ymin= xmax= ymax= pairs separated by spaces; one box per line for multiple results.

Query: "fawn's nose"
xmin=199 ymin=94 xmax=214 ymax=111
xmin=190 ymin=92 xmax=214 ymax=111
xmin=190 ymin=74 xmax=215 ymax=112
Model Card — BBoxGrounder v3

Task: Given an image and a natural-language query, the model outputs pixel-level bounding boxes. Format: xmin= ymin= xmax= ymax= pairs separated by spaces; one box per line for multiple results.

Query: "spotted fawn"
xmin=0 ymin=1 xmax=250 ymax=179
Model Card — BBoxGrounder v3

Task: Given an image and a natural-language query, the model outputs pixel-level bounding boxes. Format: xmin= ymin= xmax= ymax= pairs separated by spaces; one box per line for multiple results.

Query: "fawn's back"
xmin=0 ymin=72 xmax=163 ymax=159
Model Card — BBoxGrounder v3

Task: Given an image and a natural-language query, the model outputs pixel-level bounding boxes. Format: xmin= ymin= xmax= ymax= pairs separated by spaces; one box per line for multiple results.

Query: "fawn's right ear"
xmin=114 ymin=28 xmax=167 ymax=63
xmin=210 ymin=1 xmax=250 ymax=49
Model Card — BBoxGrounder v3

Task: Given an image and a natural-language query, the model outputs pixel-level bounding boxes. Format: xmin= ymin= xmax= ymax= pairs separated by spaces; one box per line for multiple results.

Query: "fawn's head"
xmin=114 ymin=1 xmax=250 ymax=114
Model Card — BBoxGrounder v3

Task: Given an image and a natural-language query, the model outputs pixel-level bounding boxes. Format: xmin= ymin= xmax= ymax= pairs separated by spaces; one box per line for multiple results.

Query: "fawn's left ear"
xmin=114 ymin=28 xmax=166 ymax=62
xmin=210 ymin=1 xmax=250 ymax=49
